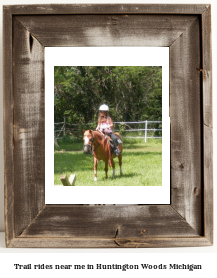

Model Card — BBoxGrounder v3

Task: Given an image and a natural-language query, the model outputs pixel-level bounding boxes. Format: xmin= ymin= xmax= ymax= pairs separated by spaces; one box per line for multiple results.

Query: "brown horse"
xmin=83 ymin=130 xmax=123 ymax=181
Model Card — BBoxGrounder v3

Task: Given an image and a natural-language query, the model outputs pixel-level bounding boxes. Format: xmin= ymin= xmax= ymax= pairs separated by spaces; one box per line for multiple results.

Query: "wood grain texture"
xmin=7 ymin=237 xmax=212 ymax=249
xmin=4 ymin=4 xmax=207 ymax=15
xmin=3 ymin=4 xmax=212 ymax=248
xmin=3 ymin=7 xmax=14 ymax=247
xmin=20 ymin=205 xmax=199 ymax=238
xmin=203 ymin=125 xmax=213 ymax=243
xmin=13 ymin=17 xmax=45 ymax=237
xmin=16 ymin=15 xmax=197 ymax=47
xmin=202 ymin=6 xmax=212 ymax=128
xmin=170 ymin=17 xmax=202 ymax=234
xmin=201 ymin=6 xmax=213 ymax=244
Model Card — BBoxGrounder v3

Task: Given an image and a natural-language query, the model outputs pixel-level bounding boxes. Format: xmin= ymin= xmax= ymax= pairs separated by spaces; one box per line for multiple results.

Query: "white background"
xmin=45 ymin=47 xmax=170 ymax=204
xmin=0 ymin=0 xmax=216 ymax=276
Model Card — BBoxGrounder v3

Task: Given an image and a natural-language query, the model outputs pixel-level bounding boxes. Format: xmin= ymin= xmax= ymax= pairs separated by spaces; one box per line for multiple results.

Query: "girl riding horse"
xmin=96 ymin=104 xmax=122 ymax=156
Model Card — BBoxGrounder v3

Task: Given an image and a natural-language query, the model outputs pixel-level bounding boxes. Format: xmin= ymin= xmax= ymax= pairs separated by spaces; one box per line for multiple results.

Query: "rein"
xmin=91 ymin=131 xmax=104 ymax=153
xmin=92 ymin=134 xmax=102 ymax=152
xmin=91 ymin=131 xmax=112 ymax=167
xmin=93 ymin=131 xmax=112 ymax=167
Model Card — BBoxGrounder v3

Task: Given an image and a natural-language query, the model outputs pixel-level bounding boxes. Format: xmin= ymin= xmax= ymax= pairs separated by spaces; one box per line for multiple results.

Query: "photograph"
xmin=2 ymin=1 xmax=214 ymax=256
xmin=54 ymin=66 xmax=162 ymax=186
xmin=45 ymin=47 xmax=169 ymax=204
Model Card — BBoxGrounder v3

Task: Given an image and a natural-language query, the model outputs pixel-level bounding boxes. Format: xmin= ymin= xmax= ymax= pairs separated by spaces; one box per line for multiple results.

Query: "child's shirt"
xmin=96 ymin=116 xmax=113 ymax=134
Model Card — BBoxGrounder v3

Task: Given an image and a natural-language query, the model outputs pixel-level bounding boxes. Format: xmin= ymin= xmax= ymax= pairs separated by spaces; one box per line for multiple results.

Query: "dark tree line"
xmin=54 ymin=66 xmax=162 ymax=124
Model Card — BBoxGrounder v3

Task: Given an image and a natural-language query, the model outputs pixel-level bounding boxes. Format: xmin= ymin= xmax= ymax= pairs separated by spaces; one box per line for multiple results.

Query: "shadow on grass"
xmin=123 ymin=144 xmax=160 ymax=150
xmin=54 ymin=149 xmax=162 ymax=177
xmin=54 ymin=152 xmax=93 ymax=174
xmin=123 ymin=151 xmax=162 ymax=157
xmin=105 ymin=172 xmax=139 ymax=180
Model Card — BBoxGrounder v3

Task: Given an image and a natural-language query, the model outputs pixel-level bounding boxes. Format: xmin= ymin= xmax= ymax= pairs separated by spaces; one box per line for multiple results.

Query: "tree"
xmin=54 ymin=66 xmax=162 ymax=124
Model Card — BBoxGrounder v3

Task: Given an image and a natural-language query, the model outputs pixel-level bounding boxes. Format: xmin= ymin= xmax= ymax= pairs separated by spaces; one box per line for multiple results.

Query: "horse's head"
xmin=83 ymin=129 xmax=94 ymax=155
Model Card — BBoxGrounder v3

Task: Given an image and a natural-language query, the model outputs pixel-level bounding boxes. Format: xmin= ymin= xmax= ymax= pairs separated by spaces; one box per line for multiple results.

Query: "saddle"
xmin=105 ymin=135 xmax=115 ymax=153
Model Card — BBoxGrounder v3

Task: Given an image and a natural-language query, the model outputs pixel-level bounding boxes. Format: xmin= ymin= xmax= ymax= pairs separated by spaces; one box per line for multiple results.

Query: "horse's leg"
xmin=104 ymin=160 xmax=108 ymax=179
xmin=111 ymin=159 xmax=115 ymax=178
xmin=94 ymin=156 xmax=98 ymax=181
xmin=118 ymin=154 xmax=123 ymax=175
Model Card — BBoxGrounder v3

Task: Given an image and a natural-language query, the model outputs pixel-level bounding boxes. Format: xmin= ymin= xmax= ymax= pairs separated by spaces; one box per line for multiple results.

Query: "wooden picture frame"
xmin=3 ymin=4 xmax=213 ymax=248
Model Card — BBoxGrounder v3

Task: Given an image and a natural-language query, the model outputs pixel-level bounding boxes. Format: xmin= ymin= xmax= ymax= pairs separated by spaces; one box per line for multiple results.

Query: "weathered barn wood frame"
xmin=3 ymin=4 xmax=212 ymax=248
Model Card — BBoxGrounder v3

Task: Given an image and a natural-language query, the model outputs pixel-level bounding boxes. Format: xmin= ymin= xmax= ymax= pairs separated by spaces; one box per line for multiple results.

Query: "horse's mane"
xmin=93 ymin=130 xmax=105 ymax=139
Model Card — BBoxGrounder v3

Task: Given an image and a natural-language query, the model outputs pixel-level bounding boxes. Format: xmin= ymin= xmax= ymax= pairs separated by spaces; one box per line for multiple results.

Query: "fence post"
xmin=145 ymin=120 xmax=148 ymax=143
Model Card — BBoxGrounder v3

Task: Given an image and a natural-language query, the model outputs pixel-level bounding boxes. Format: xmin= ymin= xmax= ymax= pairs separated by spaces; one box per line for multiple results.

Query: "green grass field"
xmin=54 ymin=137 xmax=162 ymax=186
